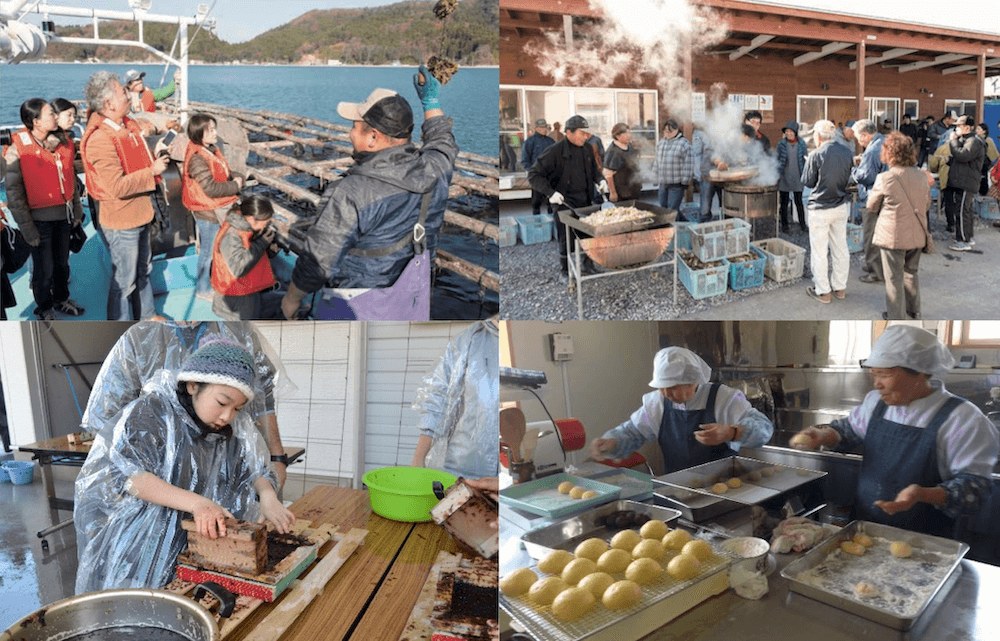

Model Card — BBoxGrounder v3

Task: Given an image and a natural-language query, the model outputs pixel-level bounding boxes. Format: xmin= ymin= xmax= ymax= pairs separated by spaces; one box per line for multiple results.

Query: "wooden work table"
xmin=225 ymin=486 xmax=459 ymax=641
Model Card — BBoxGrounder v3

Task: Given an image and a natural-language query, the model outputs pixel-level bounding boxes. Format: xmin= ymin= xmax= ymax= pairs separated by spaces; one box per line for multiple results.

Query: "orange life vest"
xmin=80 ymin=113 xmax=155 ymax=202
xmin=182 ymin=143 xmax=238 ymax=212
xmin=11 ymin=128 xmax=75 ymax=209
xmin=211 ymin=221 xmax=276 ymax=296
xmin=140 ymin=88 xmax=155 ymax=113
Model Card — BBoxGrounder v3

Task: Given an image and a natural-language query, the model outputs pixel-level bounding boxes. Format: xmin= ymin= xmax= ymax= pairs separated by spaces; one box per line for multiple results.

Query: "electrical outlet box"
xmin=957 ymin=354 xmax=976 ymax=369
xmin=548 ymin=333 xmax=574 ymax=361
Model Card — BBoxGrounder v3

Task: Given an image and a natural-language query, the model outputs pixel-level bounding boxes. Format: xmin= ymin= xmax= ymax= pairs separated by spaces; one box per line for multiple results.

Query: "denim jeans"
xmin=29 ymin=219 xmax=72 ymax=313
xmin=104 ymin=224 xmax=155 ymax=320
xmin=196 ymin=219 xmax=220 ymax=296
xmin=699 ymin=179 xmax=722 ymax=222
xmin=658 ymin=185 xmax=686 ymax=218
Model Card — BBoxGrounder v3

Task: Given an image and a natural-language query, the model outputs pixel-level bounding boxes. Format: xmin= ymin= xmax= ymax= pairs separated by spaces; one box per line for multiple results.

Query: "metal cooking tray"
xmin=781 ymin=520 xmax=969 ymax=630
xmin=520 ymin=500 xmax=682 ymax=560
xmin=558 ymin=200 xmax=676 ymax=237
xmin=652 ymin=456 xmax=826 ymax=509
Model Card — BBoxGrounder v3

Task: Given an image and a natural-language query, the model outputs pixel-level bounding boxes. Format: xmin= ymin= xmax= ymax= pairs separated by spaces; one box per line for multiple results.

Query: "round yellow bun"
xmin=597 ymin=548 xmax=632 ymax=574
xmin=625 ymin=557 xmax=663 ymax=585
xmin=552 ymin=586 xmax=595 ymax=622
xmin=577 ymin=571 xmax=615 ymax=599
xmin=561 ymin=557 xmax=598 ymax=586
xmin=681 ymin=539 xmax=713 ymax=562
xmin=602 ymin=580 xmax=642 ymax=610
xmin=853 ymin=533 xmax=874 ymax=548
xmin=841 ymin=541 xmax=866 ymax=556
xmin=557 ymin=481 xmax=575 ymax=494
xmin=581 ymin=490 xmax=598 ymax=499
xmin=890 ymin=541 xmax=913 ymax=558
xmin=711 ymin=482 xmax=728 ymax=494
xmin=537 ymin=549 xmax=575 ymax=575
xmin=662 ymin=529 xmax=692 ymax=550
xmin=726 ymin=477 xmax=742 ymax=489
xmin=610 ymin=529 xmax=642 ymax=552
xmin=569 ymin=486 xmax=587 ymax=499
xmin=789 ymin=433 xmax=812 ymax=447
xmin=528 ymin=576 xmax=567 ymax=606
xmin=855 ymin=581 xmax=880 ymax=598
xmin=666 ymin=553 xmax=700 ymax=580
xmin=574 ymin=538 xmax=609 ymax=562
xmin=639 ymin=519 xmax=668 ymax=540
xmin=631 ymin=538 xmax=665 ymax=561
xmin=500 ymin=568 xmax=538 ymax=597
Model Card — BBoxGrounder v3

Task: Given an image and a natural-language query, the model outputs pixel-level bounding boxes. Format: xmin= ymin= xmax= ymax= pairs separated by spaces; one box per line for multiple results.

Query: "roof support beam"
xmin=849 ymin=47 xmax=917 ymax=69
xmin=794 ymin=41 xmax=852 ymax=66
xmin=898 ymin=53 xmax=972 ymax=72
xmin=563 ymin=13 xmax=573 ymax=48
xmin=730 ymin=34 xmax=774 ymax=60
xmin=977 ymin=52 xmax=986 ymax=121
xmin=856 ymin=41 xmax=867 ymax=122
xmin=941 ymin=57 xmax=1000 ymax=75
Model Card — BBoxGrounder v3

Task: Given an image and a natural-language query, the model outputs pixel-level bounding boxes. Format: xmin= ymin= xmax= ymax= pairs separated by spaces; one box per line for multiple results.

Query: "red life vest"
xmin=182 ymin=143 xmax=238 ymax=212
xmin=11 ymin=128 xmax=75 ymax=209
xmin=140 ymin=88 xmax=155 ymax=113
xmin=211 ymin=221 xmax=276 ymax=296
xmin=80 ymin=113 xmax=155 ymax=202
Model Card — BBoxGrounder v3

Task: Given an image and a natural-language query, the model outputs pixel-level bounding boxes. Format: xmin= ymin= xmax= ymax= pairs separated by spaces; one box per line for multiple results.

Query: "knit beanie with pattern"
xmin=176 ymin=336 xmax=256 ymax=401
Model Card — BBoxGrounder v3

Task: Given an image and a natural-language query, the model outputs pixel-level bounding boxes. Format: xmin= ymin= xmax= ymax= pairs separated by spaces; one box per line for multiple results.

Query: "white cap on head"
xmin=862 ymin=325 xmax=955 ymax=375
xmin=649 ymin=347 xmax=712 ymax=388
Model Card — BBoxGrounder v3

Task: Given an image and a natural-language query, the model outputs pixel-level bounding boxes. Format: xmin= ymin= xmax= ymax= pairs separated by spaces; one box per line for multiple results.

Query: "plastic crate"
xmin=670 ymin=221 xmax=692 ymax=251
xmin=977 ymin=196 xmax=1000 ymax=220
xmin=690 ymin=218 xmax=751 ymax=261
xmin=500 ymin=217 xmax=518 ymax=247
xmin=678 ymin=255 xmax=730 ymax=299
xmin=679 ymin=201 xmax=702 ymax=222
xmin=515 ymin=214 xmax=553 ymax=245
xmin=846 ymin=222 xmax=864 ymax=253
xmin=728 ymin=245 xmax=767 ymax=291
xmin=752 ymin=238 xmax=806 ymax=283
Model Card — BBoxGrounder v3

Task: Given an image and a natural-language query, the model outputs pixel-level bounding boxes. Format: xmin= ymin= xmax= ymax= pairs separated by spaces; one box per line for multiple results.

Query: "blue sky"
xmin=22 ymin=0 xmax=408 ymax=43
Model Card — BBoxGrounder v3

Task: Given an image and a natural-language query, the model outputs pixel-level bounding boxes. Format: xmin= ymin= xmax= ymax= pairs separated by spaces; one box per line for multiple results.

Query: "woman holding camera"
xmin=182 ymin=113 xmax=244 ymax=302
xmin=3 ymin=98 xmax=86 ymax=320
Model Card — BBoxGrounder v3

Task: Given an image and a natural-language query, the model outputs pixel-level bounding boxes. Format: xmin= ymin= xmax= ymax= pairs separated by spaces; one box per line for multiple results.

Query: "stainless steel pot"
xmin=1 ymin=583 xmax=234 ymax=641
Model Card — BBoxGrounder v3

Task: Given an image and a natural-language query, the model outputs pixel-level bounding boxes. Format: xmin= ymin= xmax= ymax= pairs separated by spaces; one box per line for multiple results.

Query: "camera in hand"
xmin=0 ymin=128 xmax=12 ymax=147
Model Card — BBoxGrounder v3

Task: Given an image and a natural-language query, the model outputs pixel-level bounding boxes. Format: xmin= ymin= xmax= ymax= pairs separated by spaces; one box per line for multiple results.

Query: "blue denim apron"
xmin=658 ymin=383 xmax=732 ymax=474
xmin=854 ymin=396 xmax=963 ymax=537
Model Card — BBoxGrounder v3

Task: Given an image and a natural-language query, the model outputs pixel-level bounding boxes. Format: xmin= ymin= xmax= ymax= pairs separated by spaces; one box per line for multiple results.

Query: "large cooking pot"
xmin=1 ymin=583 xmax=234 ymax=641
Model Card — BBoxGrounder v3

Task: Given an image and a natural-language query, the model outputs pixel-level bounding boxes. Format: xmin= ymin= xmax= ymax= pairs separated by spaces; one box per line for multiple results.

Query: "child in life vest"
xmin=211 ymin=195 xmax=282 ymax=319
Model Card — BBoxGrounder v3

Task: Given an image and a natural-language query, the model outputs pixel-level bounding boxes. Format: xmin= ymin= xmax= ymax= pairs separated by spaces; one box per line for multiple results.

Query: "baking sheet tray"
xmin=780 ymin=520 xmax=969 ymax=630
xmin=651 ymin=456 xmax=826 ymax=508
xmin=520 ymin=500 xmax=681 ymax=560
xmin=500 ymin=537 xmax=738 ymax=641
xmin=498 ymin=473 xmax=622 ymax=519
xmin=588 ymin=468 xmax=654 ymax=501
xmin=558 ymin=200 xmax=676 ymax=237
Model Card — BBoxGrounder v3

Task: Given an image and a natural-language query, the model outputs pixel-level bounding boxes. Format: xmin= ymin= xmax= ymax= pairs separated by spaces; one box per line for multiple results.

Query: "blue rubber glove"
xmin=413 ymin=64 xmax=442 ymax=112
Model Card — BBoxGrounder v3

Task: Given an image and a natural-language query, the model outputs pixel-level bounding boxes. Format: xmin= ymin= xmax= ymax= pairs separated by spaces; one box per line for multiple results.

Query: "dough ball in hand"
xmin=500 ymin=568 xmax=538 ymax=597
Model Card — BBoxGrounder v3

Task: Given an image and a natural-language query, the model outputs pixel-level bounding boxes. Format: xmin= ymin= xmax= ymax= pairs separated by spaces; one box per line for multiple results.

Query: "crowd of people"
xmin=2 ymin=64 xmax=456 ymax=321
xmin=518 ymin=105 xmax=998 ymax=318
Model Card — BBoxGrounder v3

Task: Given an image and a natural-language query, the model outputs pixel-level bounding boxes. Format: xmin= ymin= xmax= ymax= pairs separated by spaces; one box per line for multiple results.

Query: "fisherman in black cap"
xmin=521 ymin=118 xmax=556 ymax=215
xmin=280 ymin=66 xmax=458 ymax=320
xmin=527 ymin=114 xmax=609 ymax=277
xmin=776 ymin=120 xmax=807 ymax=232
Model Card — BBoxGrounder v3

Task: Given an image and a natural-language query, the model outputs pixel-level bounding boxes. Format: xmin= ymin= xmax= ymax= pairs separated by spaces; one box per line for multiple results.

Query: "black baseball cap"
xmin=337 ymin=88 xmax=414 ymax=139
xmin=564 ymin=115 xmax=589 ymax=131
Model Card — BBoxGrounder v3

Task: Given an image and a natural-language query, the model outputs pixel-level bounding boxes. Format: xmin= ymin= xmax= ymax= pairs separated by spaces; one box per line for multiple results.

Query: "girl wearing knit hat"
xmin=73 ymin=337 xmax=295 ymax=593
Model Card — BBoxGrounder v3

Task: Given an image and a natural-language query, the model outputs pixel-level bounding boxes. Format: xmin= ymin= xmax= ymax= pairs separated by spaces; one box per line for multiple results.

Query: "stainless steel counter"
xmin=500 ymin=503 xmax=1000 ymax=641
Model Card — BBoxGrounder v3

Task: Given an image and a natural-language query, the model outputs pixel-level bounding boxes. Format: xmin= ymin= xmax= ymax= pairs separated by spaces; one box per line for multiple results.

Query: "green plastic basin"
xmin=362 ymin=466 xmax=457 ymax=522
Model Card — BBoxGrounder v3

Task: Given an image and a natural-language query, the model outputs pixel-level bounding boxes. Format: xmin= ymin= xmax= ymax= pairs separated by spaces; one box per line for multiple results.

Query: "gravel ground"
xmin=500 ymin=222 xmax=958 ymax=320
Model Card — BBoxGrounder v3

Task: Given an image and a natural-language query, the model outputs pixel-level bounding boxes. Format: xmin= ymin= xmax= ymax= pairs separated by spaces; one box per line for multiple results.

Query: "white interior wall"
xmin=506 ymin=321 xmax=660 ymax=453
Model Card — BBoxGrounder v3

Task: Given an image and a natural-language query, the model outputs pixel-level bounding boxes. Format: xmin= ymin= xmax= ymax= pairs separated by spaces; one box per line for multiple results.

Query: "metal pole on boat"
xmin=179 ymin=21 xmax=188 ymax=126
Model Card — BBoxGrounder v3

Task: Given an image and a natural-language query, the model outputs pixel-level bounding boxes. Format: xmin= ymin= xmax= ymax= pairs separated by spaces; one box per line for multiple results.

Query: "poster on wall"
xmin=691 ymin=92 xmax=706 ymax=123
xmin=743 ymin=95 xmax=760 ymax=110
xmin=759 ymin=95 xmax=773 ymax=111
xmin=729 ymin=93 xmax=745 ymax=108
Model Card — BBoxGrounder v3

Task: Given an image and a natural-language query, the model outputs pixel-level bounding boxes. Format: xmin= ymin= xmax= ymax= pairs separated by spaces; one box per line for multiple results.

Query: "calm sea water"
xmin=1 ymin=63 xmax=499 ymax=318
xmin=0 ymin=63 xmax=498 ymax=157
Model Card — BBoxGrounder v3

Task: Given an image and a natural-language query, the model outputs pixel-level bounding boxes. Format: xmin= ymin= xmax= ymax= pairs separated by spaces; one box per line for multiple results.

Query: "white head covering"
xmin=649 ymin=347 xmax=712 ymax=388
xmin=862 ymin=325 xmax=955 ymax=376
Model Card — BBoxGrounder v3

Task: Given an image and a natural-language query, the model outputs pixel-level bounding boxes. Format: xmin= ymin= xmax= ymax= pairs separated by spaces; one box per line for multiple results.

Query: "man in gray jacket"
xmin=945 ymin=115 xmax=985 ymax=251
xmin=802 ymin=120 xmax=854 ymax=304
xmin=281 ymin=65 xmax=458 ymax=320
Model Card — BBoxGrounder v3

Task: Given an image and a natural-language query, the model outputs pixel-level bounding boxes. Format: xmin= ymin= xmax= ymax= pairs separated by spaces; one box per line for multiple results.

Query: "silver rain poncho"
xmin=74 ymin=370 xmax=276 ymax=594
xmin=412 ymin=321 xmax=499 ymax=479
xmin=81 ymin=322 xmax=292 ymax=444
